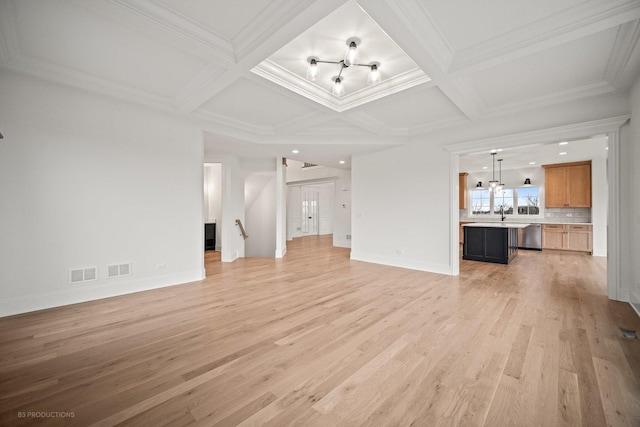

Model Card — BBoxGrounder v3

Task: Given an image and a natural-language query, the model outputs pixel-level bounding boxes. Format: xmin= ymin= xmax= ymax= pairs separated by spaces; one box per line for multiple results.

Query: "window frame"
xmin=469 ymin=186 xmax=542 ymax=218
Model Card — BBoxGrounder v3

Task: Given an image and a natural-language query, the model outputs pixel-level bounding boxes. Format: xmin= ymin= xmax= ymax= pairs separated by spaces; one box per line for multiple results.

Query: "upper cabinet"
xmin=542 ymin=161 xmax=591 ymax=208
xmin=459 ymin=173 xmax=468 ymax=209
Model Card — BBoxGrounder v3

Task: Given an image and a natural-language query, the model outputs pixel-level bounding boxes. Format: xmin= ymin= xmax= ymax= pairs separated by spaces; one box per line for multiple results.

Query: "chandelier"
xmin=306 ymin=37 xmax=382 ymax=97
xmin=488 ymin=153 xmax=505 ymax=193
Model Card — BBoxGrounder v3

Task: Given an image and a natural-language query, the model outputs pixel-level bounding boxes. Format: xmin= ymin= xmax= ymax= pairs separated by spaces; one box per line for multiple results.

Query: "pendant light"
xmin=496 ymin=158 xmax=504 ymax=193
xmin=488 ymin=153 xmax=499 ymax=191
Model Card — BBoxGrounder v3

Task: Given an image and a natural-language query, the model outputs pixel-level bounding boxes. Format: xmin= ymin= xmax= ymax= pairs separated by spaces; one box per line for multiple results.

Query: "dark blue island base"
xmin=463 ymin=225 xmax=520 ymax=264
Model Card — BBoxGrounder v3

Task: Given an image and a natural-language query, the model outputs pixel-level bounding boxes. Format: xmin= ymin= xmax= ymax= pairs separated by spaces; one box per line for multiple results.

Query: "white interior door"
xmin=301 ymin=190 xmax=319 ymax=235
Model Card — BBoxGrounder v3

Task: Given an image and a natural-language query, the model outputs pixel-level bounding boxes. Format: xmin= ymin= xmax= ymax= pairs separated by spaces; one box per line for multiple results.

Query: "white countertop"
xmin=460 ymin=220 xmax=592 ymax=226
xmin=463 ymin=222 xmax=531 ymax=229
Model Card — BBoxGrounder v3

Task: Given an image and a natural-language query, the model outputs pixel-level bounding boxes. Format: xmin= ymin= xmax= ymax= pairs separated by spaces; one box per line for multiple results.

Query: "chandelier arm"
xmin=337 ymin=63 xmax=346 ymax=79
xmin=314 ymin=59 xmax=343 ymax=65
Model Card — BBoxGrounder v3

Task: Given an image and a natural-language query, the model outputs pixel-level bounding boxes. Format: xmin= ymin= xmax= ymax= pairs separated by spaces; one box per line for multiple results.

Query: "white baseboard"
xmin=350 ymin=251 xmax=452 ymax=275
xmin=0 ymin=269 xmax=204 ymax=318
xmin=630 ymin=302 xmax=640 ymax=319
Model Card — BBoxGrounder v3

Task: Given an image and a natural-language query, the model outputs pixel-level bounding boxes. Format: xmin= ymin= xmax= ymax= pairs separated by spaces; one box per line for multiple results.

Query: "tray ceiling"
xmin=1 ymin=0 xmax=639 ymax=168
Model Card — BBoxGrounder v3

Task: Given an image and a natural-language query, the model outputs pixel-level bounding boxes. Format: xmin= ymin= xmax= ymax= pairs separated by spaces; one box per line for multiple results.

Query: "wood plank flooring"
xmin=1 ymin=235 xmax=639 ymax=426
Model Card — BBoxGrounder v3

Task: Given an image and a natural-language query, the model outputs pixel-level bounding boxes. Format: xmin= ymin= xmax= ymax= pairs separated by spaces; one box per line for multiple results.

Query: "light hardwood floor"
xmin=1 ymin=235 xmax=639 ymax=426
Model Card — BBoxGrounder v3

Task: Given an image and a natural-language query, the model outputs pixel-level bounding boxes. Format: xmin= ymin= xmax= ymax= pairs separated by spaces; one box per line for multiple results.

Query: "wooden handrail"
xmin=235 ymin=219 xmax=248 ymax=240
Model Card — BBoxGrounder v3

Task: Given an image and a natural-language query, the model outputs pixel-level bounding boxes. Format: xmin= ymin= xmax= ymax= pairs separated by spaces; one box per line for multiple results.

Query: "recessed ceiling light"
xmin=529 ymin=161 xmax=536 ymax=165
xmin=292 ymin=149 xmax=299 ymax=154
xmin=490 ymin=149 xmax=497 ymax=153
xmin=482 ymin=166 xmax=488 ymax=169
xmin=605 ymin=146 xmax=609 ymax=150
xmin=559 ymin=152 xmax=567 ymax=155
xmin=339 ymin=160 xmax=345 ymax=164
xmin=559 ymin=141 xmax=569 ymax=145
xmin=497 ymin=149 xmax=503 ymax=152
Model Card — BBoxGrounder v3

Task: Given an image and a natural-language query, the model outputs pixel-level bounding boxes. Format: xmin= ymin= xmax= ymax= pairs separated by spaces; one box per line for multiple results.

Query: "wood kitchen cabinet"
xmin=542 ymin=161 xmax=591 ymax=207
xmin=542 ymin=224 xmax=592 ymax=253
xmin=459 ymin=173 xmax=468 ymax=209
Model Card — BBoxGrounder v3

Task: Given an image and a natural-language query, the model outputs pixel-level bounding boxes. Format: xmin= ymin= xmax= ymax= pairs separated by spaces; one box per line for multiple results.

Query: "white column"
xmin=275 ymin=157 xmax=287 ymax=258
xmin=607 ymin=130 xmax=622 ymax=300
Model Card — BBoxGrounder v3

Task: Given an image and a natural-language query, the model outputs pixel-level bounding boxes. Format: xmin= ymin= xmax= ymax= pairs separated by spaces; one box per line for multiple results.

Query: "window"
xmin=494 ymin=188 xmax=514 ymax=215
xmin=517 ymin=187 xmax=540 ymax=215
xmin=472 ymin=189 xmax=491 ymax=215
xmin=471 ymin=187 xmax=541 ymax=217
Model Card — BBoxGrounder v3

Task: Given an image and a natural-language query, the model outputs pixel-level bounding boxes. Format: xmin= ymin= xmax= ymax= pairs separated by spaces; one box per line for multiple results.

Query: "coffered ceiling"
xmin=1 ymin=0 xmax=639 ymax=168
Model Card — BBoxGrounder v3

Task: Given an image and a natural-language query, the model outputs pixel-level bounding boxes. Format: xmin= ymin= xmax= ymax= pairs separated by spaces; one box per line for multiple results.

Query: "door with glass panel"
xmin=301 ymin=190 xmax=319 ymax=235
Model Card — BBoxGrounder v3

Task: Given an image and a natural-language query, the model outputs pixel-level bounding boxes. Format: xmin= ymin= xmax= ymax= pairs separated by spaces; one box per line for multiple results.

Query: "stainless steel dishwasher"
xmin=518 ymin=223 xmax=542 ymax=250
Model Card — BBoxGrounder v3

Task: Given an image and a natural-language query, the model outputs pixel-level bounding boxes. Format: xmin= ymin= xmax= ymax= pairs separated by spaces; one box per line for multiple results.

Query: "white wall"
xmin=591 ymin=156 xmax=608 ymax=257
xmin=221 ymin=156 xmax=246 ymax=262
xmin=351 ymin=142 xmax=452 ymax=274
xmin=0 ymin=70 xmax=204 ymax=317
xmin=333 ymin=177 xmax=352 ymax=248
xmin=204 ymin=163 xmax=222 ymax=250
xmin=245 ymin=175 xmax=276 ymax=257
xmin=627 ymin=77 xmax=640 ymax=312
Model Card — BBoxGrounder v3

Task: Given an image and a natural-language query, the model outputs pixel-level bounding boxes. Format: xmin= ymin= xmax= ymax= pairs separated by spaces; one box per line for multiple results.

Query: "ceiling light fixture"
xmin=496 ymin=158 xmax=505 ymax=193
xmin=292 ymin=149 xmax=299 ymax=154
xmin=529 ymin=161 xmax=536 ymax=165
xmin=488 ymin=153 xmax=499 ymax=191
xmin=559 ymin=152 xmax=567 ymax=155
xmin=523 ymin=178 xmax=532 ymax=186
xmin=306 ymin=38 xmax=382 ymax=97
xmin=339 ymin=160 xmax=345 ymax=164
xmin=559 ymin=141 xmax=569 ymax=145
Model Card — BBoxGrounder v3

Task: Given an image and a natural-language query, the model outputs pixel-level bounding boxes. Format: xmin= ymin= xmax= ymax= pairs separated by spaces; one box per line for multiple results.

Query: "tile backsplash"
xmin=544 ymin=208 xmax=591 ymax=223
xmin=459 ymin=207 xmax=591 ymax=223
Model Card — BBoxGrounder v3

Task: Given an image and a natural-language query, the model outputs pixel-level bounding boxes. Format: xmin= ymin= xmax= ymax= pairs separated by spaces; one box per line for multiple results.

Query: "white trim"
xmin=450 ymin=152 xmax=460 ymax=276
xmin=447 ymin=116 xmax=629 ymax=301
xmin=607 ymin=130 xmax=623 ymax=300
xmin=630 ymin=302 xmax=640 ymax=318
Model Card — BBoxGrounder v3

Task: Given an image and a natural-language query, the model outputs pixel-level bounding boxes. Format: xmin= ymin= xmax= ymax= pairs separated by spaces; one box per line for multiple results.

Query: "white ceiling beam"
xmin=175 ymin=0 xmax=347 ymax=114
xmin=357 ymin=0 xmax=484 ymax=121
xmin=604 ymin=19 xmax=640 ymax=89
xmin=448 ymin=0 xmax=640 ymax=75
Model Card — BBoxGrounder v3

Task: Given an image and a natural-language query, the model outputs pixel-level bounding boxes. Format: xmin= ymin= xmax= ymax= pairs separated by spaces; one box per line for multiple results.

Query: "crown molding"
xmin=444 ymin=115 xmax=631 ymax=154
xmin=193 ymin=109 xmax=274 ymax=136
xmin=172 ymin=65 xmax=227 ymax=110
xmin=360 ymin=0 xmax=454 ymax=72
xmin=108 ymin=0 xmax=235 ymax=64
xmin=232 ymin=0 xmax=317 ymax=62
xmin=407 ymin=115 xmax=470 ymax=137
xmin=252 ymin=59 xmax=431 ymax=113
xmin=604 ymin=19 xmax=640 ymax=89
xmin=0 ymin=55 xmax=174 ymax=112
xmin=449 ymin=0 xmax=640 ymax=75
xmin=483 ymin=81 xmax=617 ymax=119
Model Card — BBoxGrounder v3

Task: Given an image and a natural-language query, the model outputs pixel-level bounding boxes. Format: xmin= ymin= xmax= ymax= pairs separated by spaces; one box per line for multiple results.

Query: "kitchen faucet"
xmin=500 ymin=205 xmax=506 ymax=222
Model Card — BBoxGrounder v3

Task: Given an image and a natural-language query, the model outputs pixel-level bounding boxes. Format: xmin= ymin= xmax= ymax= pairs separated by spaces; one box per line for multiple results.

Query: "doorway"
xmin=301 ymin=190 xmax=319 ymax=236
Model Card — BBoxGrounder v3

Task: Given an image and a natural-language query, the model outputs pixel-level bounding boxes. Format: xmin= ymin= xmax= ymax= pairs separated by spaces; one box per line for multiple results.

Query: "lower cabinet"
xmin=542 ymin=224 xmax=592 ymax=253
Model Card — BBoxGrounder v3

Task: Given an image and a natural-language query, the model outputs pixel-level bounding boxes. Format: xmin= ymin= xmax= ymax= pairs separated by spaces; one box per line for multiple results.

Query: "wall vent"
xmin=70 ymin=267 xmax=98 ymax=283
xmin=107 ymin=263 xmax=132 ymax=278
xmin=346 ymin=234 xmax=351 ymax=240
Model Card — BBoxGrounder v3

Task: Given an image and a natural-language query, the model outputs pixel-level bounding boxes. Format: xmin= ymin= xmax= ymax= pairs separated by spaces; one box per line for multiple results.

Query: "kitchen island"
xmin=463 ymin=223 xmax=530 ymax=264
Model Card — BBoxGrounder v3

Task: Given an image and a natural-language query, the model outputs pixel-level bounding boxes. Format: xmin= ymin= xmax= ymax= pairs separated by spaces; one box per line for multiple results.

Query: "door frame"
xmin=445 ymin=115 xmax=630 ymax=301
